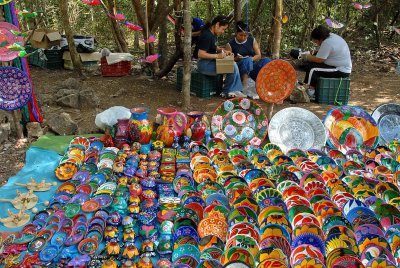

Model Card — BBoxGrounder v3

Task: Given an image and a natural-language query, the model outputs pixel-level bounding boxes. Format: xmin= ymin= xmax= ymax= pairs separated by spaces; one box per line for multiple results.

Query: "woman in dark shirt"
xmin=227 ymin=21 xmax=271 ymax=99
xmin=195 ymin=15 xmax=245 ymax=98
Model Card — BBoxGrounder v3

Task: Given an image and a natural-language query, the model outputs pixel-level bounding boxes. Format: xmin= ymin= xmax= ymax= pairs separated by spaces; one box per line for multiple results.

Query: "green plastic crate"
xmin=26 ymin=47 xmax=63 ymax=69
xmin=176 ymin=66 xmax=223 ymax=98
xmin=316 ymin=77 xmax=350 ymax=105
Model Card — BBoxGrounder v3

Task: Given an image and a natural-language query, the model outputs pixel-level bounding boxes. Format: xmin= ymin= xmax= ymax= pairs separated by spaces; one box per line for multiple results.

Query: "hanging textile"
xmin=2 ymin=1 xmax=43 ymax=123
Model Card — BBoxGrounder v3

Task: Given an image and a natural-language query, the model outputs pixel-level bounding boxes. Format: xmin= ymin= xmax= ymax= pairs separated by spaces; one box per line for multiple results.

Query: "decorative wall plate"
xmin=323 ymin=106 xmax=379 ymax=151
xmin=269 ymin=107 xmax=327 ymax=153
xmin=371 ymin=103 xmax=400 ymax=145
xmin=0 ymin=66 xmax=32 ymax=111
xmin=211 ymin=98 xmax=268 ymax=147
xmin=256 ymin=60 xmax=296 ymax=104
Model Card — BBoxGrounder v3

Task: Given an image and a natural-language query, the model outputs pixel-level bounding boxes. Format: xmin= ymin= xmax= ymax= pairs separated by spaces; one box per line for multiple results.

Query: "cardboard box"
xmin=31 ymin=29 xmax=62 ymax=49
xmin=216 ymin=55 xmax=234 ymax=74
xmin=62 ymin=51 xmax=101 ymax=70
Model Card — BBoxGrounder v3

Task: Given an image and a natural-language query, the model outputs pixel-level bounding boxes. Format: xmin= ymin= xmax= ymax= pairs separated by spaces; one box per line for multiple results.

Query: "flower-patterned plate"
xmin=211 ymin=98 xmax=268 ymax=147
xmin=0 ymin=66 xmax=32 ymax=111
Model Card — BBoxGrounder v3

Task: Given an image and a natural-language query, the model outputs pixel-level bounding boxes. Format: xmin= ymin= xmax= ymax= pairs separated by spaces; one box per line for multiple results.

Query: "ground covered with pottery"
xmin=0 ymin=95 xmax=400 ymax=267
xmin=0 ymin=49 xmax=399 ymax=183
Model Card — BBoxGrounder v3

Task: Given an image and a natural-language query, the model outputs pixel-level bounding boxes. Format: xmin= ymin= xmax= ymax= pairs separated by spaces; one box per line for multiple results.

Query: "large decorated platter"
xmin=323 ymin=106 xmax=379 ymax=151
xmin=210 ymin=98 xmax=268 ymax=147
xmin=269 ymin=107 xmax=327 ymax=153
xmin=0 ymin=66 xmax=32 ymax=111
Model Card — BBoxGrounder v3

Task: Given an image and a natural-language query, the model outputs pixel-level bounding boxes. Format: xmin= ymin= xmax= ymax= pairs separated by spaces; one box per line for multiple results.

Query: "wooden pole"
xmin=271 ymin=0 xmax=283 ymax=59
xmin=182 ymin=0 xmax=192 ymax=111
xmin=11 ymin=110 xmax=24 ymax=139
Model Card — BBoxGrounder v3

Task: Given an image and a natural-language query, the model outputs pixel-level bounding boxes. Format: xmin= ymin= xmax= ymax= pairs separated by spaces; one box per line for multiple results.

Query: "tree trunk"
xmin=389 ymin=10 xmax=399 ymax=39
xmin=132 ymin=0 xmax=174 ymax=73
xmin=182 ymin=0 xmax=191 ymax=111
xmin=158 ymin=16 xmax=169 ymax=69
xmin=373 ymin=0 xmax=381 ymax=49
xmin=300 ymin=0 xmax=317 ymax=47
xmin=234 ymin=0 xmax=242 ymax=23
xmin=251 ymin=0 xmax=265 ymax=26
xmin=131 ymin=0 xmax=177 ymax=75
xmin=106 ymin=0 xmax=129 ymax=52
xmin=207 ymin=0 xmax=213 ymax=21
xmin=271 ymin=0 xmax=283 ymax=59
xmin=133 ymin=13 xmax=140 ymax=49
xmin=59 ymin=0 xmax=83 ymax=77
xmin=155 ymin=0 xmax=183 ymax=78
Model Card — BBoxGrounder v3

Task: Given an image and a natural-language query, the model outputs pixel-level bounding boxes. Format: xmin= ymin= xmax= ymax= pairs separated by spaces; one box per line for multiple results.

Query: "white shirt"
xmin=316 ymin=33 xmax=352 ymax=73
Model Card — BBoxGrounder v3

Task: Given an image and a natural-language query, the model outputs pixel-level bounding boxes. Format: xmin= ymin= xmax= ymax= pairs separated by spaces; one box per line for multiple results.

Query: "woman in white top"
xmin=299 ymin=25 xmax=352 ymax=92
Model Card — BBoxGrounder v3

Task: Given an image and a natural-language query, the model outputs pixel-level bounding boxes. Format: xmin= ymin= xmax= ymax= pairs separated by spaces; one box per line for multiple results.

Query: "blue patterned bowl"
xmin=172 ymin=244 xmax=201 ymax=263
xmin=173 ymin=226 xmax=200 ymax=243
xmin=292 ymin=232 xmax=325 ymax=256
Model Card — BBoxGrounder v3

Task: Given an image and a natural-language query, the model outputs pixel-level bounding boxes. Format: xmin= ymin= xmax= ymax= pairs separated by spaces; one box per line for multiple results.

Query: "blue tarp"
xmin=0 ymin=147 xmax=62 ymax=232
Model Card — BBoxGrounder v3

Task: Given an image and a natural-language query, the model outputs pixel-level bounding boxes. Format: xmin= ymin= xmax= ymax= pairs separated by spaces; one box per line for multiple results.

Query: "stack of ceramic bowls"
xmin=247 ymin=147 xmax=272 ymax=170
xmin=98 ymin=147 xmax=118 ymax=171
xmin=156 ymin=183 xmax=176 ymax=268
xmin=198 ymin=188 xmax=228 ymax=264
xmin=341 ymin=198 xmax=394 ymax=267
xmin=244 ymin=169 xmax=288 ymax=268
xmin=282 ymin=173 xmax=325 ymax=267
xmin=55 ymin=137 xmax=92 ymax=181
xmin=242 ymin=146 xmax=290 ymax=268
xmin=217 ymin=175 xmax=254 ymax=267
xmin=172 ymin=206 xmax=201 ymax=267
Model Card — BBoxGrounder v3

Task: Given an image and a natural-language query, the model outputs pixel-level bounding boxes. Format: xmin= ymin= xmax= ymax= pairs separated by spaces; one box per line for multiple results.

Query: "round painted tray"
xmin=256 ymin=60 xmax=296 ymax=104
xmin=210 ymin=97 xmax=268 ymax=147
xmin=0 ymin=66 xmax=32 ymax=110
xmin=371 ymin=103 xmax=400 ymax=145
xmin=0 ymin=22 xmax=24 ymax=62
xmin=268 ymin=107 xmax=327 ymax=153
xmin=323 ymin=106 xmax=379 ymax=151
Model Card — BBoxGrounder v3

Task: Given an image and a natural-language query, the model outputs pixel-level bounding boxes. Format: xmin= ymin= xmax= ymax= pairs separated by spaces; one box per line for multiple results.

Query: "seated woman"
xmin=227 ymin=21 xmax=271 ymax=99
xmin=297 ymin=25 xmax=352 ymax=99
xmin=195 ymin=15 xmax=246 ymax=98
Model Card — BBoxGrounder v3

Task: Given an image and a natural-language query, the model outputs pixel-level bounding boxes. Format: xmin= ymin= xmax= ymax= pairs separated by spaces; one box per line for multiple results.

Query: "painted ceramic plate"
xmin=198 ymin=216 xmax=228 ymax=242
xmin=0 ymin=22 xmax=24 ymax=61
xmin=220 ymin=247 xmax=255 ymax=267
xmin=211 ymin=98 xmax=268 ymax=147
xmin=268 ymin=107 xmax=327 ymax=153
xmin=371 ymin=103 xmax=400 ymax=145
xmin=0 ymin=66 xmax=32 ymax=111
xmin=323 ymin=106 xmax=379 ymax=151
xmin=256 ymin=60 xmax=296 ymax=104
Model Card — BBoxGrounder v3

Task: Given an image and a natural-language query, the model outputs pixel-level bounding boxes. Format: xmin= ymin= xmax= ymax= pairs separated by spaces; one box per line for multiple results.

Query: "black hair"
xmin=311 ymin=25 xmax=331 ymax=41
xmin=201 ymin=15 xmax=230 ymax=32
xmin=235 ymin=21 xmax=249 ymax=33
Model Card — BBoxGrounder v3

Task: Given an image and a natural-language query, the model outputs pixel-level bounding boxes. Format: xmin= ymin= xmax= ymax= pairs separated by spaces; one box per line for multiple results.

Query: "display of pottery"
xmin=1 ymin=101 xmax=400 ymax=267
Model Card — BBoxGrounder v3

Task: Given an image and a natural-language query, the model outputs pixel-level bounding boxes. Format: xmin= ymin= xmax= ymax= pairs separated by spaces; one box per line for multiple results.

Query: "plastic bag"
xmin=243 ymin=78 xmax=260 ymax=100
xmin=95 ymin=106 xmax=131 ymax=130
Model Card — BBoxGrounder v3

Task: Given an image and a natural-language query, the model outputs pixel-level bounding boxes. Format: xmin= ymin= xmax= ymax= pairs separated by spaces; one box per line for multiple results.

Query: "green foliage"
xmin=17 ymin=0 xmax=399 ymax=56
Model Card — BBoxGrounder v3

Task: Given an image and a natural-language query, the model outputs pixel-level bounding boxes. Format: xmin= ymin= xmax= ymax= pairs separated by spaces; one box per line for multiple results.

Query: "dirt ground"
xmin=0 ymin=53 xmax=399 ymax=185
